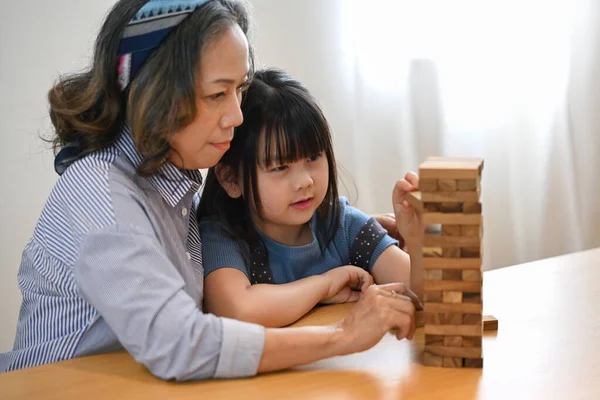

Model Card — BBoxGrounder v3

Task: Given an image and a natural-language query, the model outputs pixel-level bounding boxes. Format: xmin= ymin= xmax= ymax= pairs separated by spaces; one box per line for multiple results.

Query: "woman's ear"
xmin=215 ymin=164 xmax=242 ymax=199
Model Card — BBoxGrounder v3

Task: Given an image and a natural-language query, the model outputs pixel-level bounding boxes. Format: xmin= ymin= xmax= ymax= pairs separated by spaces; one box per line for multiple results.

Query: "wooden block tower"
xmin=409 ymin=157 xmax=484 ymax=368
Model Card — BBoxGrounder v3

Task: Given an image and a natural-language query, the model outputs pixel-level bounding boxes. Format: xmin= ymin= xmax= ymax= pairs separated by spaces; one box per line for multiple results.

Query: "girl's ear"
xmin=215 ymin=164 xmax=242 ymax=199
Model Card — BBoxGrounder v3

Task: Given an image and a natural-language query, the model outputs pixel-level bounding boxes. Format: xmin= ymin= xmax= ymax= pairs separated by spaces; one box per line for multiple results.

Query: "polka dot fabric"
xmin=248 ymin=246 xmax=274 ymax=285
xmin=349 ymin=217 xmax=388 ymax=271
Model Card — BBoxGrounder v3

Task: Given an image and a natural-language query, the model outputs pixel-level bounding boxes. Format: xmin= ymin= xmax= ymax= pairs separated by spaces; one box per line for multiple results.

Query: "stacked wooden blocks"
xmin=409 ymin=157 xmax=485 ymax=368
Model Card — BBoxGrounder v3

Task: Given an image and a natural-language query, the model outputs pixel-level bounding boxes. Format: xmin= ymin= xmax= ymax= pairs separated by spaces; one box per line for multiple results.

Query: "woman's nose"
xmin=220 ymin=92 xmax=244 ymax=129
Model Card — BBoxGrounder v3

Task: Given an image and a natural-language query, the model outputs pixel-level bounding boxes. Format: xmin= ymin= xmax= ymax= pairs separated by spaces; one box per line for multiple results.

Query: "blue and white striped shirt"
xmin=0 ymin=128 xmax=265 ymax=380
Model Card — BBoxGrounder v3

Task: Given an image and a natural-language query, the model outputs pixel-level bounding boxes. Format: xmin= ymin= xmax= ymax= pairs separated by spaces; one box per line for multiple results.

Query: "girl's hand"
xmin=393 ymin=171 xmax=425 ymax=247
xmin=321 ymin=266 xmax=374 ymax=304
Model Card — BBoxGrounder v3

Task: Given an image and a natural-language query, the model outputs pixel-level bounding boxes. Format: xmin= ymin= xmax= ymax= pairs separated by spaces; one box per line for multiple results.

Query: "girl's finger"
xmin=405 ymin=171 xmax=420 ymax=188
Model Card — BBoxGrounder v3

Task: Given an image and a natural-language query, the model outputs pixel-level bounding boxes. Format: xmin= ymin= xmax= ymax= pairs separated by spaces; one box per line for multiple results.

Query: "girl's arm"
xmin=370 ymin=245 xmax=424 ymax=301
xmin=204 ymin=265 xmax=373 ymax=327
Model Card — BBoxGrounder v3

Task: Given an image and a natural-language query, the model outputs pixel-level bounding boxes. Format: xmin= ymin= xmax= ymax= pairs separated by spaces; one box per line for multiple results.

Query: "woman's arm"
xmin=204 ymin=266 xmax=373 ymax=327
xmin=258 ymin=282 xmax=421 ymax=373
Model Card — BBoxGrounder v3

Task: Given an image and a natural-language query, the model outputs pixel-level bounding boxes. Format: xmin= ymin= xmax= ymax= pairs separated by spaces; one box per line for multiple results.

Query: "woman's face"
xmin=169 ymin=24 xmax=249 ymax=170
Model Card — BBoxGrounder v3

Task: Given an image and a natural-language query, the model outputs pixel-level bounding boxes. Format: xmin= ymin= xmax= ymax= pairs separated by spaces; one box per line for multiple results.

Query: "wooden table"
xmin=2 ymin=248 xmax=599 ymax=399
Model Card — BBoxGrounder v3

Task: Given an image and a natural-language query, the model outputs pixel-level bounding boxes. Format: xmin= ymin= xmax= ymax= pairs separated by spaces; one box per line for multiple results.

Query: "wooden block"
xmin=457 ymin=179 xmax=479 ymax=192
xmin=425 ymin=280 xmax=481 ymax=292
xmin=424 ymin=203 xmax=439 ymax=212
xmin=405 ymin=191 xmax=423 ymax=212
xmin=440 ymin=313 xmax=463 ymax=325
xmin=424 ymin=313 xmax=442 ymax=325
xmin=424 ymin=325 xmax=482 ymax=337
xmin=461 ymin=247 xmax=481 ymax=257
xmin=463 ymin=202 xmax=482 ymax=213
xmin=424 ymin=302 xmax=482 ymax=314
xmin=420 ymin=179 xmax=438 ymax=192
xmin=424 ymin=291 xmax=442 ymax=302
xmin=443 ymin=357 xmax=463 ymax=368
xmin=483 ymin=315 xmax=499 ymax=331
xmin=421 ymin=191 xmax=480 ymax=203
xmin=462 ymin=292 xmax=482 ymax=303
xmin=423 ymin=213 xmax=482 ymax=225
xmin=425 ymin=334 xmax=444 ymax=345
xmin=463 ymin=314 xmax=482 ymax=325
xmin=464 ymin=358 xmax=483 ymax=368
xmin=462 ymin=336 xmax=482 ymax=348
xmin=444 ymin=336 xmax=463 ymax=347
xmin=424 ymin=235 xmax=480 ymax=247
xmin=419 ymin=157 xmax=484 ymax=180
xmin=462 ymin=270 xmax=482 ymax=282
xmin=442 ymin=269 xmax=463 ymax=281
xmin=438 ymin=202 xmax=462 ymax=212
xmin=443 ymin=291 xmax=462 ymax=303
xmin=438 ymin=179 xmax=457 ymax=192
xmin=423 ymin=258 xmax=482 ymax=270
xmin=423 ymin=247 xmax=443 ymax=257
xmin=442 ymin=224 xmax=461 ymax=236
xmin=461 ymin=225 xmax=481 ymax=237
xmin=423 ymin=352 xmax=444 ymax=367
xmin=425 ymin=269 xmax=443 ymax=280
xmin=425 ymin=313 xmax=462 ymax=325
xmin=424 ymin=344 xmax=482 ymax=358
xmin=442 ymin=247 xmax=462 ymax=258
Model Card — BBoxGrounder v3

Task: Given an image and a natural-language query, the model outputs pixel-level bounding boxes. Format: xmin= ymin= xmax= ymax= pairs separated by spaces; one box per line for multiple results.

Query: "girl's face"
xmin=252 ymin=145 xmax=330 ymax=241
xmin=169 ymin=24 xmax=249 ymax=170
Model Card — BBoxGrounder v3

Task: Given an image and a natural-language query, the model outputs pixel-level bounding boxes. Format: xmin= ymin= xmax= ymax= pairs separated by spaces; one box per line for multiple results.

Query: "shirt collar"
xmin=115 ymin=125 xmax=203 ymax=208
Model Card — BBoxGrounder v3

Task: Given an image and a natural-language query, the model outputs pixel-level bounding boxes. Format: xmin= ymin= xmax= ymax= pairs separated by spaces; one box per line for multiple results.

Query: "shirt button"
xmin=186 ymin=252 xmax=191 ymax=260
xmin=181 ymin=208 xmax=188 ymax=217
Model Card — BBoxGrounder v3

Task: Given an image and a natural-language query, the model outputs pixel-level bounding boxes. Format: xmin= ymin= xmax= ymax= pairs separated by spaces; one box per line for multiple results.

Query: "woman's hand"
xmin=257 ymin=282 xmax=423 ymax=374
xmin=337 ymin=283 xmax=423 ymax=354
xmin=321 ymin=266 xmax=374 ymax=304
xmin=393 ymin=171 xmax=425 ymax=247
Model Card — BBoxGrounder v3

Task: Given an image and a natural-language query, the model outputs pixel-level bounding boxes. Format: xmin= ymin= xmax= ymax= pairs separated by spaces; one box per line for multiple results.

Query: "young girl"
xmin=198 ymin=68 xmax=424 ymax=327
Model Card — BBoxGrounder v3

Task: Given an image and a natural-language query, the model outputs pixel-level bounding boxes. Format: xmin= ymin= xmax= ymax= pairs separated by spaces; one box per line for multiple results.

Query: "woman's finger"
xmin=376 ymin=283 xmax=423 ymax=310
xmin=378 ymin=290 xmax=417 ymax=339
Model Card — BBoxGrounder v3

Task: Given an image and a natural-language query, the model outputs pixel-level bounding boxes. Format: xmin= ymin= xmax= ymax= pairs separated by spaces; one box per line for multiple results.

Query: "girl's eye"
xmin=308 ymin=153 xmax=323 ymax=162
xmin=269 ymin=165 xmax=288 ymax=172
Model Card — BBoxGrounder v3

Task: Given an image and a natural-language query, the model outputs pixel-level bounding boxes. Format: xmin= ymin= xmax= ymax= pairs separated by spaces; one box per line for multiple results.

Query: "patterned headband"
xmin=118 ymin=0 xmax=211 ymax=90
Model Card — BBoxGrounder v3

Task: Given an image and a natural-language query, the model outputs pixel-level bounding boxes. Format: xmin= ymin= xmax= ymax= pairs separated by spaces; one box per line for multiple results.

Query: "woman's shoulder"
xmin=43 ymin=146 xmax=149 ymax=234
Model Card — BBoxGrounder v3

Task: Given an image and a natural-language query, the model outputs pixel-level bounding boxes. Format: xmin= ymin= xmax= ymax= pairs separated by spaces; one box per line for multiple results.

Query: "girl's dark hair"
xmin=198 ymin=67 xmax=340 ymax=260
xmin=48 ymin=0 xmax=254 ymax=176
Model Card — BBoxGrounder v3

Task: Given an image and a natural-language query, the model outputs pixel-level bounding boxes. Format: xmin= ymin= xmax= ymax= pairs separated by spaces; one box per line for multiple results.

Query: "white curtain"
xmin=251 ymin=0 xmax=600 ymax=270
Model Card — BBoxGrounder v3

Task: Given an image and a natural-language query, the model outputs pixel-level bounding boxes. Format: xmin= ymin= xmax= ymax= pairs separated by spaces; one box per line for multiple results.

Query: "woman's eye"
xmin=237 ymin=81 xmax=250 ymax=92
xmin=210 ymin=92 xmax=225 ymax=100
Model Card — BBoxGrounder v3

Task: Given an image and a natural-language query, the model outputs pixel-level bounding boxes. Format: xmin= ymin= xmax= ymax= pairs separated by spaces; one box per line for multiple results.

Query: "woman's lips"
xmin=211 ymin=140 xmax=231 ymax=151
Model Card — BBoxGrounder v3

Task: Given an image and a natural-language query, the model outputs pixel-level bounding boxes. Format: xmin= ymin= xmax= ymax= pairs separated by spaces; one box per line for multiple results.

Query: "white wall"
xmin=0 ymin=1 xmax=116 ymax=352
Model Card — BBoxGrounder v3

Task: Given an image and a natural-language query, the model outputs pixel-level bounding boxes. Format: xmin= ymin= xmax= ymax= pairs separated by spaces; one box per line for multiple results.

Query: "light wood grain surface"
xmin=1 ymin=248 xmax=599 ymax=399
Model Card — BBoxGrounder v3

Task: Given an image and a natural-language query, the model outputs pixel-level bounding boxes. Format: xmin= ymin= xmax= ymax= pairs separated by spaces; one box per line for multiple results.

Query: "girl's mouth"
xmin=291 ymin=198 xmax=313 ymax=210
